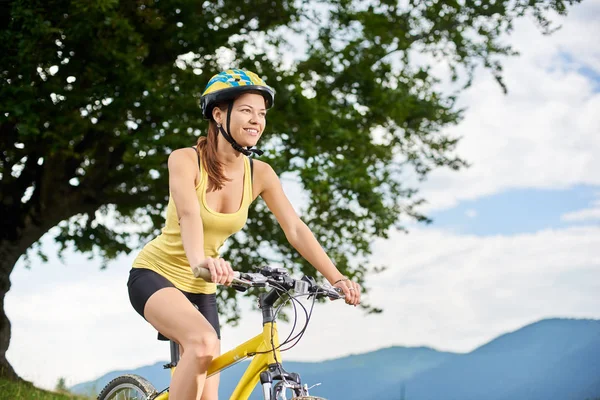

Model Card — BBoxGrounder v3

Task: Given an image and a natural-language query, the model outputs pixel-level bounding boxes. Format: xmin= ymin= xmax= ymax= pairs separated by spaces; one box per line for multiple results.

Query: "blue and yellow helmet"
xmin=200 ymin=69 xmax=275 ymax=120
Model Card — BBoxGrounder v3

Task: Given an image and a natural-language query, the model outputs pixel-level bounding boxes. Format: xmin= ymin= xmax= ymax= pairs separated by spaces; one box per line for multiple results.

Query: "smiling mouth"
xmin=244 ymin=128 xmax=259 ymax=136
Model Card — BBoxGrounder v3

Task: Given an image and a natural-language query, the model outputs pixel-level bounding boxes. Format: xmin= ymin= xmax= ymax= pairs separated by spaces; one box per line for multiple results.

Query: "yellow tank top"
xmin=132 ymin=154 xmax=253 ymax=294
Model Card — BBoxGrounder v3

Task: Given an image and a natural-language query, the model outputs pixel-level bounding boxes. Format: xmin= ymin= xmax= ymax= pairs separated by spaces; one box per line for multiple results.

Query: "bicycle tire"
xmin=97 ymin=374 xmax=158 ymax=400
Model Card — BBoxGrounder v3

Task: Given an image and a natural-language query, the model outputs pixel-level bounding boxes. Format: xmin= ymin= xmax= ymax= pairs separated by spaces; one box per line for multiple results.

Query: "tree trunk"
xmin=0 ymin=239 xmax=26 ymax=381
xmin=0 ymin=140 xmax=106 ymax=381
xmin=0 ymin=202 xmax=94 ymax=381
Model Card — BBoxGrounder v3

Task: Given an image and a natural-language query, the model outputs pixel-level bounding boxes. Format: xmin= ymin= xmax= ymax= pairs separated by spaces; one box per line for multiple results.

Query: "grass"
xmin=0 ymin=378 xmax=93 ymax=399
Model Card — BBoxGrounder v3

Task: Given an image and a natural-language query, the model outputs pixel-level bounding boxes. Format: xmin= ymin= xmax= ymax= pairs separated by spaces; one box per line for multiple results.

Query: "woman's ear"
xmin=212 ymin=106 xmax=222 ymax=125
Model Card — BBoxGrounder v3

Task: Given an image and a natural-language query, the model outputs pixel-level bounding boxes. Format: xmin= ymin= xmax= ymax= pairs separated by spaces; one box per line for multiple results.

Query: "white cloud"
xmin=306 ymin=225 xmax=600 ymax=359
xmin=419 ymin=1 xmax=600 ymax=211
xmin=561 ymin=194 xmax=600 ymax=222
xmin=465 ymin=209 xmax=478 ymax=218
xmin=5 ymin=249 xmax=163 ymax=390
xmin=561 ymin=207 xmax=600 ymax=222
xmin=7 ymin=225 xmax=600 ymax=390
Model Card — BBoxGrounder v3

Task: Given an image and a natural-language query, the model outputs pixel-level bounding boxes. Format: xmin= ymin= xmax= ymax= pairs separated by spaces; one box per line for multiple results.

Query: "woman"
xmin=127 ymin=69 xmax=361 ymax=400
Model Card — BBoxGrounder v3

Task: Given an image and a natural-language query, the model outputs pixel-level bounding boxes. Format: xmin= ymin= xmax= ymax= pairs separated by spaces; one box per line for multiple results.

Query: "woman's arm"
xmin=168 ymin=149 xmax=233 ymax=284
xmin=255 ymin=161 xmax=361 ymax=305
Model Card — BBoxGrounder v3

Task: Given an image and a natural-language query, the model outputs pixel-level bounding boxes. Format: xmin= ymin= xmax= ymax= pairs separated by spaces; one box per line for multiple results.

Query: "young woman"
xmin=127 ymin=69 xmax=361 ymax=400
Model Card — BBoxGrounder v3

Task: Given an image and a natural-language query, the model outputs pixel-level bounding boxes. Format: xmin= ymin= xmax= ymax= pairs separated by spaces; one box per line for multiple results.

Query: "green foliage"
xmin=0 ymin=378 xmax=91 ymax=399
xmin=55 ymin=377 xmax=68 ymax=393
xmin=0 ymin=0 xmax=581 ymax=322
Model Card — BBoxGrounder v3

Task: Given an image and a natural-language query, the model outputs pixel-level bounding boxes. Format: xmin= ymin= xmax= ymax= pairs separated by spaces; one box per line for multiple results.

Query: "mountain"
xmin=375 ymin=318 xmax=600 ymax=400
xmin=241 ymin=346 xmax=458 ymax=399
xmin=71 ymin=346 xmax=456 ymax=399
xmin=71 ymin=318 xmax=600 ymax=399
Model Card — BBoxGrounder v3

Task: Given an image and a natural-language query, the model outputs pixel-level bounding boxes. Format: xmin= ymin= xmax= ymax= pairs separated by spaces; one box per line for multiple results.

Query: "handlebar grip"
xmin=193 ymin=266 xmax=240 ymax=282
xmin=193 ymin=266 xmax=212 ymax=281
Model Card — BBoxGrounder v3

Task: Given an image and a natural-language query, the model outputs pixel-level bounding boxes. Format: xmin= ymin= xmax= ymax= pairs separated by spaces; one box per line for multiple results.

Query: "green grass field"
xmin=0 ymin=378 xmax=92 ymax=400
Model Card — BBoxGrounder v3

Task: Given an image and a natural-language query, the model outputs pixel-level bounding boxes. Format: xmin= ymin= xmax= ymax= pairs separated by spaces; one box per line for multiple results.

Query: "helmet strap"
xmin=216 ymin=100 xmax=264 ymax=157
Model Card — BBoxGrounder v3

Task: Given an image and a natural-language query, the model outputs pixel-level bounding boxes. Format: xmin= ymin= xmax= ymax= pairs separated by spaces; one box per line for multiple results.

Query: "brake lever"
xmin=231 ymin=284 xmax=248 ymax=292
xmin=321 ymin=283 xmax=345 ymax=300
xmin=232 ymin=277 xmax=252 ymax=285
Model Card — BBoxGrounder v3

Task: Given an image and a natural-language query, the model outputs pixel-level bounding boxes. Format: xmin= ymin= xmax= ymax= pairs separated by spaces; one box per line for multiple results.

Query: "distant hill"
xmin=374 ymin=318 xmax=600 ymax=400
xmin=71 ymin=346 xmax=456 ymax=399
xmin=71 ymin=318 xmax=600 ymax=400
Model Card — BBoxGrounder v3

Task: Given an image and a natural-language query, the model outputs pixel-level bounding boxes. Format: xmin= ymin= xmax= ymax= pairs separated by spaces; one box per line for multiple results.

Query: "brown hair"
xmin=195 ymin=104 xmax=231 ymax=191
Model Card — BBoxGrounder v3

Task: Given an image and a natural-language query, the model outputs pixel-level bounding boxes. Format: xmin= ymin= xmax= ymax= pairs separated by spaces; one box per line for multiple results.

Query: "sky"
xmin=5 ymin=0 xmax=600 ymax=391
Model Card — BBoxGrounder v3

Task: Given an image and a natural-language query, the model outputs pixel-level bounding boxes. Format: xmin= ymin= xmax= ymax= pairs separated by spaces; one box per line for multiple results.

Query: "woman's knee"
xmin=182 ymin=331 xmax=220 ymax=359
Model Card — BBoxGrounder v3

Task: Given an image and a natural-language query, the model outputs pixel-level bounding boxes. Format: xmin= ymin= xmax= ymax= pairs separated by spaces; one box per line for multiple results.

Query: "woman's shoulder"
xmin=251 ymin=158 xmax=280 ymax=195
xmin=169 ymin=147 xmax=197 ymax=162
xmin=168 ymin=147 xmax=199 ymax=173
xmin=251 ymin=158 xmax=276 ymax=176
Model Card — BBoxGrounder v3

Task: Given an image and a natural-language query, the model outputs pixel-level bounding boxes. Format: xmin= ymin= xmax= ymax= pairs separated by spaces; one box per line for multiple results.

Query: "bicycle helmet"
xmin=200 ymin=69 xmax=275 ymax=156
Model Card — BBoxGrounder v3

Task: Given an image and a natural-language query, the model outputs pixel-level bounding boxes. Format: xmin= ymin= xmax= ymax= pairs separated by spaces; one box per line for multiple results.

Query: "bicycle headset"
xmin=200 ymin=69 xmax=276 ymax=157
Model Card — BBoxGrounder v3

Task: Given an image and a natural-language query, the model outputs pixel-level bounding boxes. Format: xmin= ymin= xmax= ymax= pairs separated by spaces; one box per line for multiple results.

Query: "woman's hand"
xmin=333 ymin=278 xmax=361 ymax=306
xmin=194 ymin=257 xmax=235 ymax=286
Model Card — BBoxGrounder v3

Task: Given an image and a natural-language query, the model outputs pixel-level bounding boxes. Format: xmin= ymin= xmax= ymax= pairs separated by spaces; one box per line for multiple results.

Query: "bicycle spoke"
xmin=104 ymin=383 xmax=147 ymax=399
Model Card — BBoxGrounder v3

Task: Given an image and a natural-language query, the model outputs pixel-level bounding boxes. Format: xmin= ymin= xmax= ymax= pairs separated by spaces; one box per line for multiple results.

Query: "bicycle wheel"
xmin=290 ymin=397 xmax=327 ymax=400
xmin=97 ymin=374 xmax=158 ymax=400
xmin=290 ymin=397 xmax=327 ymax=399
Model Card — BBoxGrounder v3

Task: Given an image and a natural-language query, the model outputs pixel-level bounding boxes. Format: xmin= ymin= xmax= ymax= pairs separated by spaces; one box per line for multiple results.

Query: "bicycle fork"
xmin=260 ymin=367 xmax=308 ymax=400
xmin=260 ymin=371 xmax=273 ymax=399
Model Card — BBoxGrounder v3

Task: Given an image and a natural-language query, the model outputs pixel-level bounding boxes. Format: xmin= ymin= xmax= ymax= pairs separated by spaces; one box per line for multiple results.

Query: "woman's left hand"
xmin=333 ymin=278 xmax=361 ymax=306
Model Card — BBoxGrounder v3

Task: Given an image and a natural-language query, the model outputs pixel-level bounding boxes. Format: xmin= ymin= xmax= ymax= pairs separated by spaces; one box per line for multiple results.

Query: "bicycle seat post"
xmin=171 ymin=340 xmax=180 ymax=363
xmin=163 ymin=340 xmax=180 ymax=370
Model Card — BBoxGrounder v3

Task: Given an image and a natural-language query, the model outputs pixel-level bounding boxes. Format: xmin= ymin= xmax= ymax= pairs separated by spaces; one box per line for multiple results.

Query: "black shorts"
xmin=127 ymin=267 xmax=221 ymax=340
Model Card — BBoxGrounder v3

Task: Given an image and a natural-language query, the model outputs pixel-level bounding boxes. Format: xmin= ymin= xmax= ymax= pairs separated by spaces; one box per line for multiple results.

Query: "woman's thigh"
xmin=184 ymin=292 xmax=221 ymax=339
xmin=144 ymin=287 xmax=219 ymax=348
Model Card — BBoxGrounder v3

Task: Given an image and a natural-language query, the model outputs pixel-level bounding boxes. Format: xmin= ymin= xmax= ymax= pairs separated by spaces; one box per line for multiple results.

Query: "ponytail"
xmin=195 ymin=120 xmax=230 ymax=191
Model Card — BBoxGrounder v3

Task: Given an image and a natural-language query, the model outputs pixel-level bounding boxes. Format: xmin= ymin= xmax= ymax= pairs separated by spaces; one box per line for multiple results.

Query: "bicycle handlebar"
xmin=193 ymin=266 xmax=344 ymax=300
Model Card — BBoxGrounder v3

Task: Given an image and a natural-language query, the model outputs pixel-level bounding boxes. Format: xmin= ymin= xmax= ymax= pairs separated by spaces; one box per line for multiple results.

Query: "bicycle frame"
xmin=147 ymin=273 xmax=336 ymax=400
xmin=155 ymin=312 xmax=282 ymax=399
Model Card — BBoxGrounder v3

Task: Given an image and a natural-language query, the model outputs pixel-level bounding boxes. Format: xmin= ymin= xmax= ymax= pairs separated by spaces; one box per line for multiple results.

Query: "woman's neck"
xmin=216 ymin=135 xmax=245 ymax=170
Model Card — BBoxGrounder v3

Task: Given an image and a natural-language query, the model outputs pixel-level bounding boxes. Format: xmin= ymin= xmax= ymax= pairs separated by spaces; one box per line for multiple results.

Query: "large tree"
xmin=0 ymin=0 xmax=580 ymax=380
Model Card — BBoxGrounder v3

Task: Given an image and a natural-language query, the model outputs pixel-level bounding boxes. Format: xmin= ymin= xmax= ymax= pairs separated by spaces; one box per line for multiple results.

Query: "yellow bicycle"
xmin=97 ymin=266 xmax=344 ymax=400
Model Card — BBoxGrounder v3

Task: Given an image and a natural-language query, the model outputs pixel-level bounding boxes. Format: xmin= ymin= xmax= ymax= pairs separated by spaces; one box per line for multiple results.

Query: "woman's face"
xmin=214 ymin=92 xmax=267 ymax=148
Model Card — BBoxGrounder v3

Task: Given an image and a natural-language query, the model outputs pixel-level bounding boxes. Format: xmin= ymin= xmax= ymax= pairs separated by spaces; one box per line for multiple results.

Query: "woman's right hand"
xmin=194 ymin=257 xmax=235 ymax=286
